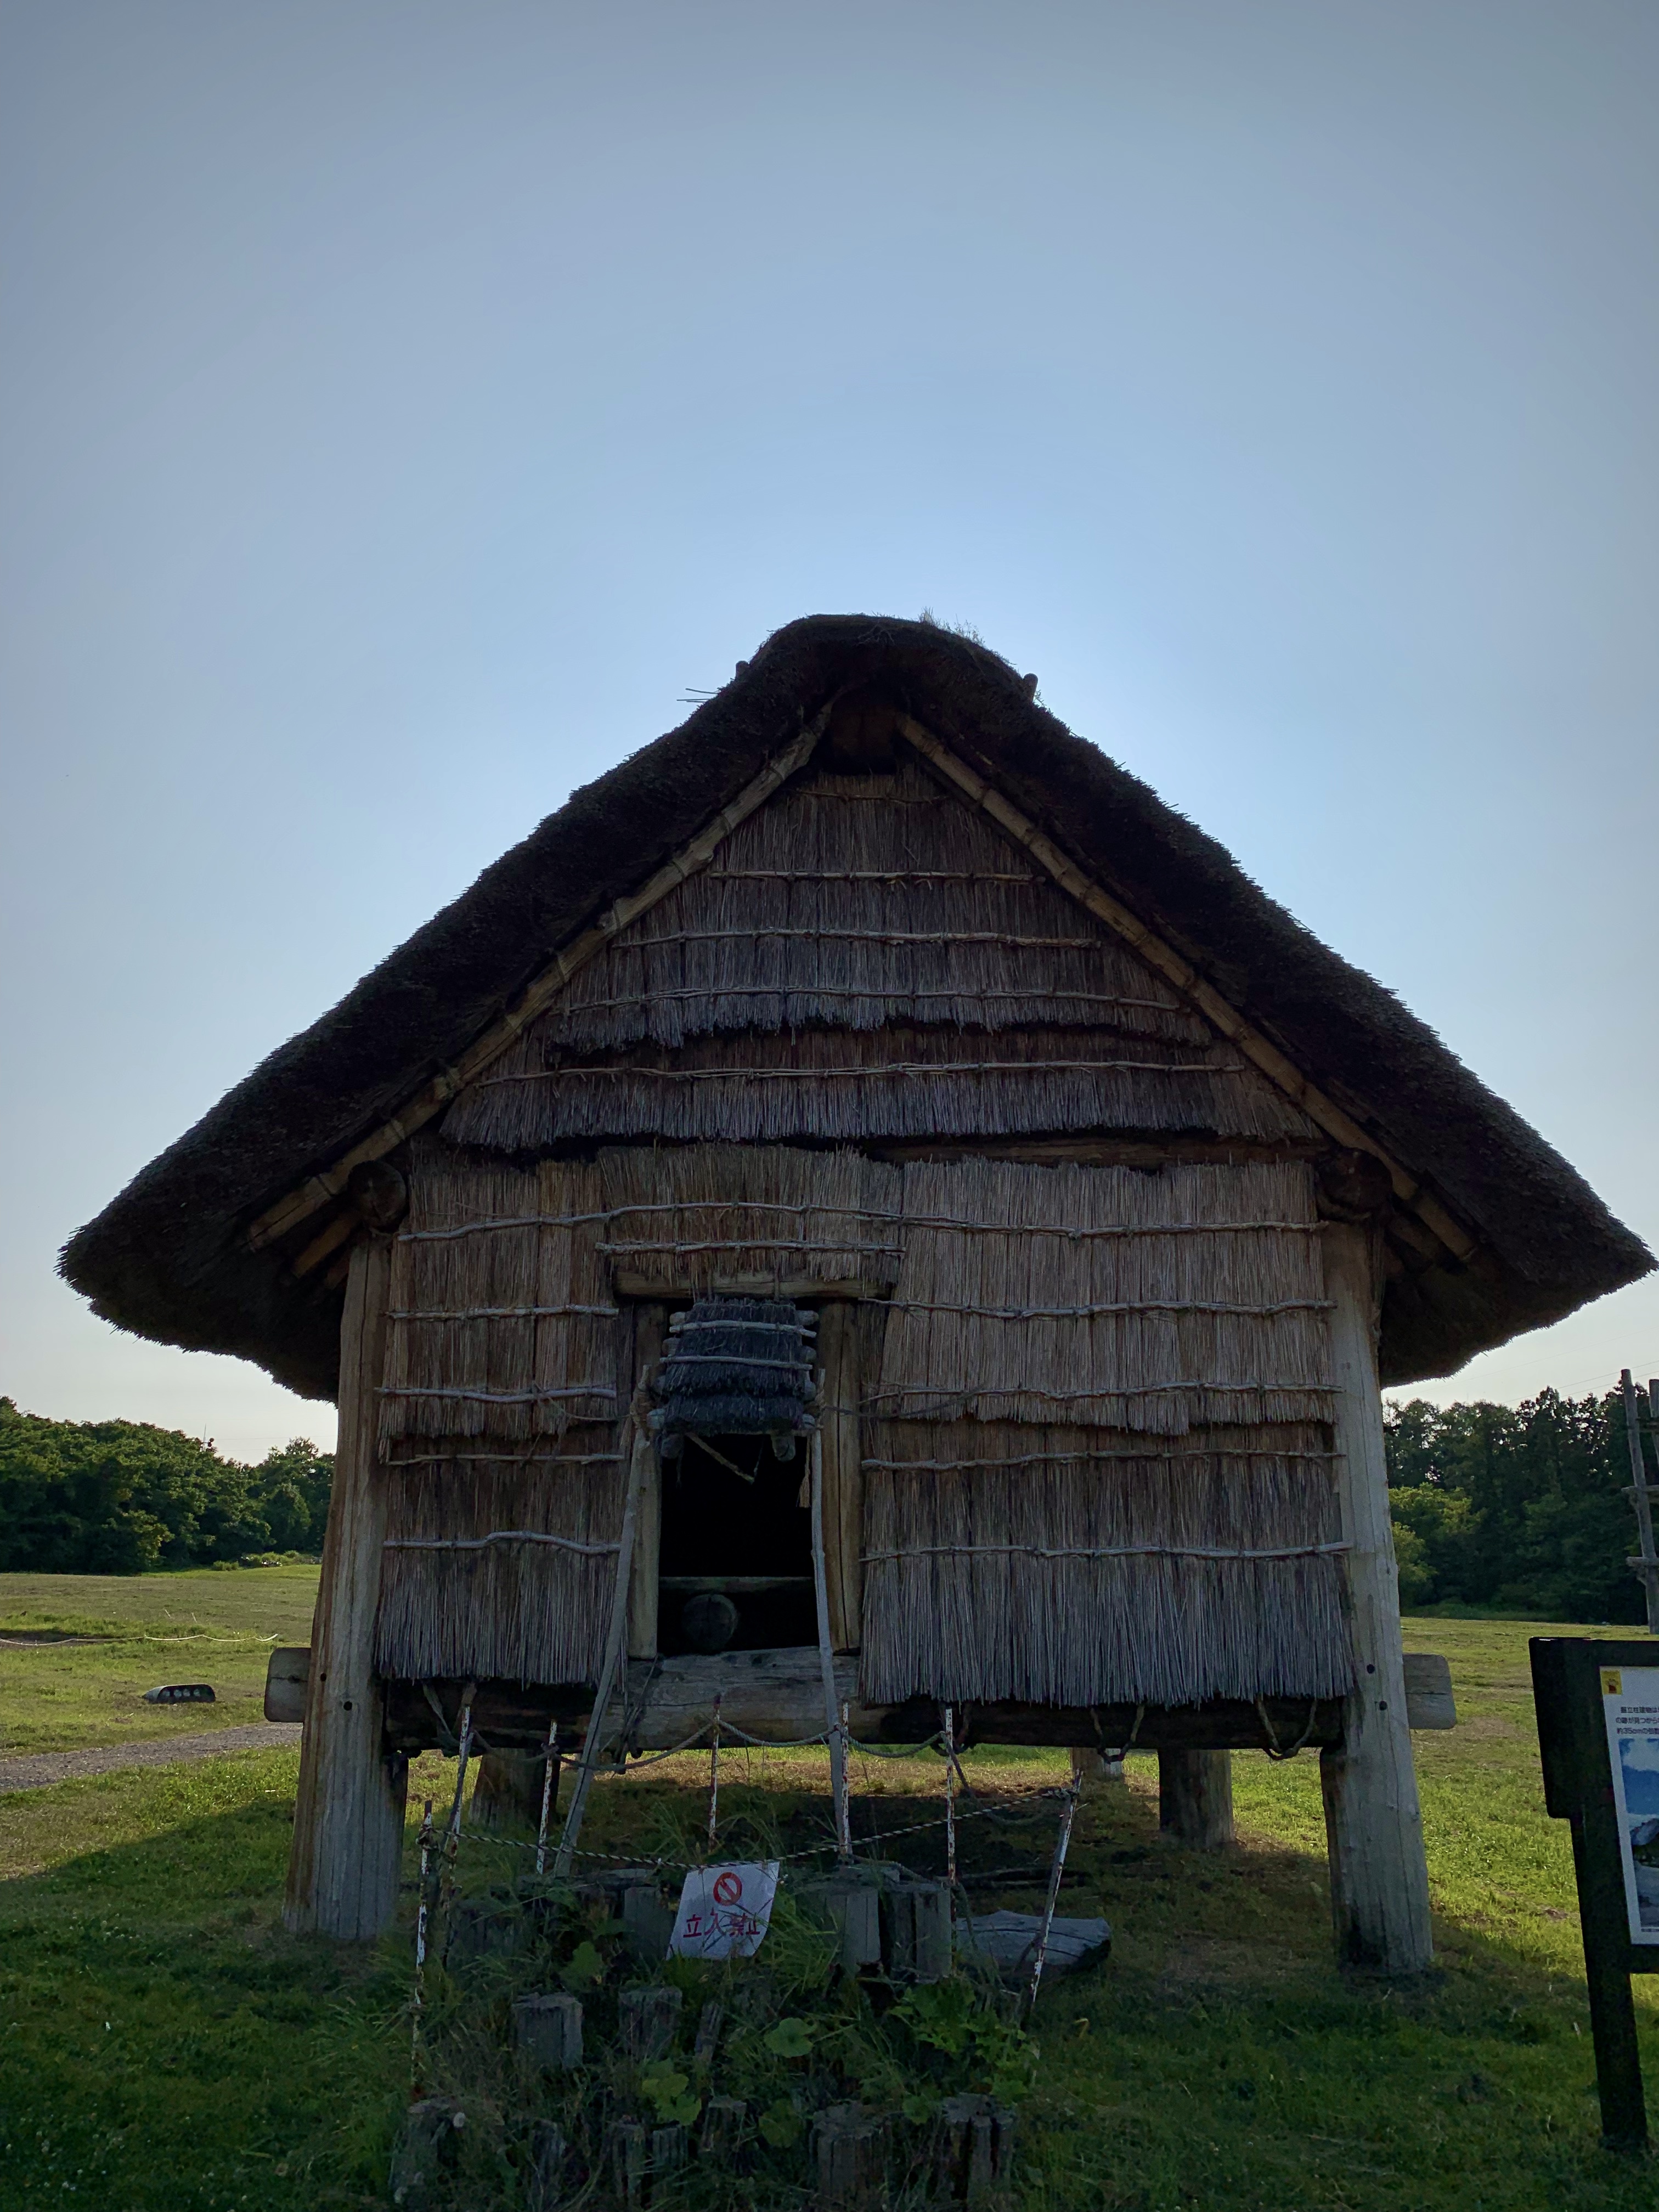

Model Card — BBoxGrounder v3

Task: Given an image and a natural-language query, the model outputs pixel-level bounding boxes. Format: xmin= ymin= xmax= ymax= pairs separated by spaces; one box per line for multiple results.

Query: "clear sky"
xmin=3 ymin=1 xmax=1656 ymax=1463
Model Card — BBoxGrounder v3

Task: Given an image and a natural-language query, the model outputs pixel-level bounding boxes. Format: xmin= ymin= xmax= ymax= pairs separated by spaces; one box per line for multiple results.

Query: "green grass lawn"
xmin=0 ymin=1565 xmax=319 ymax=1757
xmin=3 ymin=1609 xmax=1658 ymax=2209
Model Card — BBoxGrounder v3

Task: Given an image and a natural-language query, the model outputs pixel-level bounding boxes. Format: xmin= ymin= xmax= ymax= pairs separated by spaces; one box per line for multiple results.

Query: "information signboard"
xmin=1600 ymin=1665 xmax=1659 ymax=1945
xmin=1531 ymin=1638 xmax=1659 ymax=2152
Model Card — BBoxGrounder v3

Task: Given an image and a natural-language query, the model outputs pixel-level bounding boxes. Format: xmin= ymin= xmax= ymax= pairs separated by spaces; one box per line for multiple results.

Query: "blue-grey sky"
xmin=4 ymin=1 xmax=1656 ymax=1461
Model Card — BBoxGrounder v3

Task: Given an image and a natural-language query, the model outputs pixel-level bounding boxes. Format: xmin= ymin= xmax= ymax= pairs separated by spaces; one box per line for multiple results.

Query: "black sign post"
xmin=1530 ymin=1638 xmax=1658 ymax=2152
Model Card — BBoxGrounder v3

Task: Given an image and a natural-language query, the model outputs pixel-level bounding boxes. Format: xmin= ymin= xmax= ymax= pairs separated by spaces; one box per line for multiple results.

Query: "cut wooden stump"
xmin=621 ymin=1881 xmax=676 ymax=1963
xmin=815 ymin=2102 xmax=889 ymax=2207
xmin=693 ymin=2000 xmax=724 ymax=2067
xmin=935 ymin=2095 xmax=1017 ymax=2202
xmin=881 ymin=1876 xmax=952 ymax=1982
xmin=612 ymin=2119 xmax=648 ymax=2206
xmin=445 ymin=1899 xmax=526 ymax=1967
xmin=512 ymin=1992 xmax=584 ymax=2070
xmin=798 ymin=1868 xmax=885 ymax=1972
xmin=389 ymin=2097 xmax=465 ymax=2210
xmin=527 ymin=2120 xmax=568 ymax=2212
xmin=651 ymin=2123 xmax=689 ymax=2179
xmin=619 ymin=1984 xmax=683 ymax=2062
xmin=699 ymin=2096 xmax=747 ymax=2162
xmin=1068 ymin=1745 xmax=1124 ymax=1785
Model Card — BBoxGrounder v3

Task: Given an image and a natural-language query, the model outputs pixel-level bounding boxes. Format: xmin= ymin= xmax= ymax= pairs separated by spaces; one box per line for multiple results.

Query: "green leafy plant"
xmin=763 ymin=2015 xmax=815 ymax=2059
xmin=757 ymin=2097 xmax=803 ymax=2148
xmin=558 ymin=1940 xmax=605 ymax=1992
xmin=893 ymin=1976 xmax=1037 ymax=2102
xmin=639 ymin=2058 xmax=701 ymax=2126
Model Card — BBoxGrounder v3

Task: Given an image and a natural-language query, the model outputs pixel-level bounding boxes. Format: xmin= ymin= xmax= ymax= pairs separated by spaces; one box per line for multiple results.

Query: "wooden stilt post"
xmin=1158 ymin=1750 xmax=1234 ymax=1848
xmin=1319 ymin=1220 xmax=1434 ymax=1973
xmin=285 ymin=1235 xmax=408 ymax=1939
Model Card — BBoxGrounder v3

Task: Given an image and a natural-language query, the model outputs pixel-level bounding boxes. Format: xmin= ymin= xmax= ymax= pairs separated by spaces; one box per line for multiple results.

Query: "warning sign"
xmin=668 ymin=1861 xmax=781 ymax=1960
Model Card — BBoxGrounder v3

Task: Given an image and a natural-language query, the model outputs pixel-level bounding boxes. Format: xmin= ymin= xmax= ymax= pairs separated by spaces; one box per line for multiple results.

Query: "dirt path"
xmin=0 ymin=1723 xmax=301 ymax=1793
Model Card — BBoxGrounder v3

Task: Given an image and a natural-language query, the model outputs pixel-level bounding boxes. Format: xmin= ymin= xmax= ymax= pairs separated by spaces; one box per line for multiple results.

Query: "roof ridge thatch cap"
xmin=60 ymin=613 xmax=1651 ymax=1399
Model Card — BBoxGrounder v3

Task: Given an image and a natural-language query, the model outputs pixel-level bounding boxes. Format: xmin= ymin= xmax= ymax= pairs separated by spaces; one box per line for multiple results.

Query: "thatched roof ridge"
xmin=60 ymin=613 xmax=1650 ymax=1398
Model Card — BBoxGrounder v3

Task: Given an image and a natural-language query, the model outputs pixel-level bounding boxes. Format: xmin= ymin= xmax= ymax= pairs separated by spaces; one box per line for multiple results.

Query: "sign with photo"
xmin=668 ymin=1861 xmax=781 ymax=1960
xmin=1601 ymin=1665 xmax=1659 ymax=1944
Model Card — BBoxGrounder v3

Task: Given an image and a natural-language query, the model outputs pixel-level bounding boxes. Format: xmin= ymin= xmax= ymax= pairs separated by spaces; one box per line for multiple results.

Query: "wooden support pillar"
xmin=1319 ymin=1220 xmax=1434 ymax=1973
xmin=817 ymin=1301 xmax=863 ymax=1651
xmin=285 ymin=1235 xmax=408 ymax=1939
xmin=1158 ymin=1749 xmax=1234 ymax=1847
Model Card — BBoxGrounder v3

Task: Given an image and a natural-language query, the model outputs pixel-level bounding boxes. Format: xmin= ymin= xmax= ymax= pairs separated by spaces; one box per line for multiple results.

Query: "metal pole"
xmin=1024 ymin=1769 xmax=1084 ymax=2015
xmin=707 ymin=1692 xmax=723 ymax=1847
xmin=943 ymin=1705 xmax=957 ymax=1891
xmin=438 ymin=1684 xmax=476 ymax=1931
xmin=411 ymin=1798 xmax=433 ymax=2093
xmin=534 ymin=1725 xmax=559 ymax=1877
xmin=1621 ymin=1373 xmax=1659 ymax=1635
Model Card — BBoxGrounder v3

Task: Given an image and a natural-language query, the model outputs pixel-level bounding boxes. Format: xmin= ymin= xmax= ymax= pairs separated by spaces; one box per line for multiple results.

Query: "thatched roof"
xmin=60 ymin=614 xmax=1651 ymax=1399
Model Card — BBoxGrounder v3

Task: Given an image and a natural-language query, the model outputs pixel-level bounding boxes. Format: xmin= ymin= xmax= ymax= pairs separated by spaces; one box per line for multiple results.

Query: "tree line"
xmin=0 ymin=1398 xmax=333 ymax=1575
xmin=0 ymin=1386 xmax=1649 ymax=1618
xmin=1385 ymin=1386 xmax=1649 ymax=1622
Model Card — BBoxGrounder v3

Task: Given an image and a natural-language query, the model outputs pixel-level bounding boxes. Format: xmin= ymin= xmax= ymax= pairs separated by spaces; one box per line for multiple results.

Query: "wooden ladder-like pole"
xmin=551 ymin=1415 xmax=648 ymax=1880
xmin=1621 ymin=1373 xmax=1659 ymax=1635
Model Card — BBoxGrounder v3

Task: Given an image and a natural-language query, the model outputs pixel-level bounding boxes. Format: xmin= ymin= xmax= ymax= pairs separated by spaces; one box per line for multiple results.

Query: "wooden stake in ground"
xmin=552 ymin=1416 xmax=648 ymax=1880
xmin=1620 ymin=1373 xmax=1659 ymax=1634
xmin=284 ymin=1235 xmax=408 ymax=1940
xmin=1318 ymin=1220 xmax=1433 ymax=1973
xmin=1024 ymin=1769 xmax=1083 ymax=2013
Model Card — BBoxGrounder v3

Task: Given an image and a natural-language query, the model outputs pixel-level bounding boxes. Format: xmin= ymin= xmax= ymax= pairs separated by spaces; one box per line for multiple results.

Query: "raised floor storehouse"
xmin=64 ymin=616 xmax=1651 ymax=1970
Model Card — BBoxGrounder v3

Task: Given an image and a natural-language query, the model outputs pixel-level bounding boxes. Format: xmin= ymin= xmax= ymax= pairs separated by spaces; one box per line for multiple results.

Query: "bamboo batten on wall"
xmin=876 ymin=1160 xmax=1335 ymax=1431
xmin=599 ymin=1144 xmax=902 ymax=1291
xmin=379 ymin=1148 xmax=619 ymax=1443
xmin=544 ymin=767 xmax=1211 ymax=1049
xmin=375 ymin=1458 xmax=622 ymax=1684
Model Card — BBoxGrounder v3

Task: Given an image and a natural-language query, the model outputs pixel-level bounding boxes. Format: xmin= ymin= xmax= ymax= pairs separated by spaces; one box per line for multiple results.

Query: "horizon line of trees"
xmin=0 ymin=1386 xmax=1650 ymax=1620
xmin=1385 ymin=1385 xmax=1651 ymax=1623
xmin=0 ymin=1397 xmax=333 ymax=1576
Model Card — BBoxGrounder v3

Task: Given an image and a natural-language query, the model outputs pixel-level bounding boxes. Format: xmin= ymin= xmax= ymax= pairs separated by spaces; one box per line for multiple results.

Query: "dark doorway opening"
xmin=656 ymin=1432 xmax=817 ymax=1655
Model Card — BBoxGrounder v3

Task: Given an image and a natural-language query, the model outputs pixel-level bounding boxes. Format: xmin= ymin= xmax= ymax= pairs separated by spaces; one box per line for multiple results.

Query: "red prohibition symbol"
xmin=712 ymin=1871 xmax=743 ymax=1906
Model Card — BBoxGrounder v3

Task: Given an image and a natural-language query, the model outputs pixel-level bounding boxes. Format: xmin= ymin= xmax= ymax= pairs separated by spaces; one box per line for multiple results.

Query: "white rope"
xmin=388 ymin=1303 xmax=619 ymax=1321
xmin=862 ymin=1539 xmax=1351 ymax=1565
xmin=862 ymin=1382 xmax=1334 ymax=1404
xmin=862 ymin=1448 xmax=1343 ymax=1470
xmin=377 ymin=1383 xmax=617 ymax=1404
xmin=386 ymin=1450 xmax=622 ymax=1467
xmin=623 ymin=927 xmax=1107 ymax=950
xmin=478 ymin=1057 xmax=1253 ymax=1088
xmin=400 ymin=1198 xmax=1317 ymax=1242
xmin=883 ymin=1297 xmax=1330 ymax=1319
xmin=383 ymin=1529 xmax=622 ymax=1557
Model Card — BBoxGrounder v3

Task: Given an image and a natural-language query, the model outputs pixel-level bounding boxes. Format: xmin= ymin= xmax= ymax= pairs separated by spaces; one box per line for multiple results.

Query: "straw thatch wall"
xmin=859 ymin=1421 xmax=1345 ymax=1706
xmin=545 ymin=766 xmax=1210 ymax=1048
xmin=373 ymin=1140 xmax=1348 ymax=1708
xmin=856 ymin=1158 xmax=1346 ymax=1705
xmin=444 ymin=1024 xmax=1313 ymax=1149
xmin=379 ymin=1150 xmax=619 ymax=1443
xmin=375 ymin=1455 xmax=620 ymax=1684
xmin=440 ymin=764 xmax=1317 ymax=1153
xmin=874 ymin=1160 xmax=1334 ymax=1432
xmin=600 ymin=1144 xmax=901 ymax=1293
